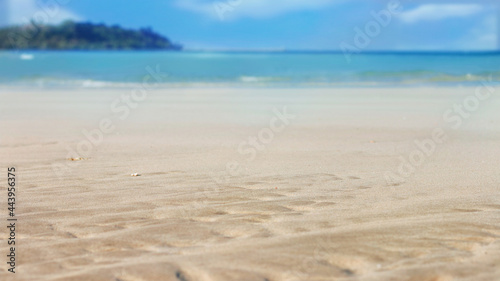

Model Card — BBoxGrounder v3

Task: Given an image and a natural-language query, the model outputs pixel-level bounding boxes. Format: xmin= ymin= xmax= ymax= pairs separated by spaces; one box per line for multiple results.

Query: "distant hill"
xmin=0 ymin=21 xmax=182 ymax=50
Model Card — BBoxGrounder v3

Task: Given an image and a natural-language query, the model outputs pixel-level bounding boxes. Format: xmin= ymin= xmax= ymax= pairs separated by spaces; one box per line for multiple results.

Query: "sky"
xmin=0 ymin=0 xmax=498 ymax=51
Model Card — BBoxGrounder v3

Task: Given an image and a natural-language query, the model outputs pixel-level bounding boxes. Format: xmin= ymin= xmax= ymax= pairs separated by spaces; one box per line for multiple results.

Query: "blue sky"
xmin=1 ymin=0 xmax=498 ymax=51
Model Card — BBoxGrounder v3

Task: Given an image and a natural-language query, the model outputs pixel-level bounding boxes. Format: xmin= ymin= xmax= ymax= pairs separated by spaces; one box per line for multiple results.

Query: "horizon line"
xmin=182 ymin=48 xmax=500 ymax=54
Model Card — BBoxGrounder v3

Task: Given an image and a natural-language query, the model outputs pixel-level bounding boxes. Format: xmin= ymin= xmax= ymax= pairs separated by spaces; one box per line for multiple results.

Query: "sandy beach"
xmin=0 ymin=87 xmax=499 ymax=281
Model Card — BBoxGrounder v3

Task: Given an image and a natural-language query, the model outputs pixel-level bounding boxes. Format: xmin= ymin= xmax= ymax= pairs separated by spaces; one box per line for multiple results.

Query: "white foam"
xmin=82 ymin=80 xmax=108 ymax=88
xmin=240 ymin=76 xmax=273 ymax=83
xmin=20 ymin=54 xmax=34 ymax=60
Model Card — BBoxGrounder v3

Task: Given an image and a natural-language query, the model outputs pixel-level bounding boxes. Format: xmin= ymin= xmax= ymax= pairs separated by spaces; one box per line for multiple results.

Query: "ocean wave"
xmin=238 ymin=76 xmax=288 ymax=83
xmin=19 ymin=54 xmax=35 ymax=60
xmin=1 ymin=72 xmax=499 ymax=89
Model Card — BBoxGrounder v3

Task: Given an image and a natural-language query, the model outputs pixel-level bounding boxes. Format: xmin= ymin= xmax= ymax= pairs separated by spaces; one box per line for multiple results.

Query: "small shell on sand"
xmin=130 ymin=173 xmax=141 ymax=177
xmin=68 ymin=157 xmax=87 ymax=161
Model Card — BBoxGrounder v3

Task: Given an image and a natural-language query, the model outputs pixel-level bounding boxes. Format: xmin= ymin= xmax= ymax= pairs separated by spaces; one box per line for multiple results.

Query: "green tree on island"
xmin=0 ymin=21 xmax=182 ymax=50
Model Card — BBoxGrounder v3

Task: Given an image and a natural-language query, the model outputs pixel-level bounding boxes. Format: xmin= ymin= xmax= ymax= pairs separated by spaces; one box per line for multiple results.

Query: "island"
xmin=0 ymin=21 xmax=182 ymax=50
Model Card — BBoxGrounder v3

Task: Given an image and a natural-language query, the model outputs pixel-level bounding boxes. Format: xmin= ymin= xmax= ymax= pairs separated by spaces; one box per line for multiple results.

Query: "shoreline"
xmin=0 ymin=82 xmax=496 ymax=90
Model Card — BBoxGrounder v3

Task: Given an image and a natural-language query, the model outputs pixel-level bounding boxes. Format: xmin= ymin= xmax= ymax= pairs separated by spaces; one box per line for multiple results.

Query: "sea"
xmin=1 ymin=51 xmax=500 ymax=88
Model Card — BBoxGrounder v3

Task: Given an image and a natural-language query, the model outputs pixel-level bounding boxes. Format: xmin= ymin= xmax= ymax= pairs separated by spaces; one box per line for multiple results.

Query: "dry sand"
xmin=0 ymin=87 xmax=499 ymax=281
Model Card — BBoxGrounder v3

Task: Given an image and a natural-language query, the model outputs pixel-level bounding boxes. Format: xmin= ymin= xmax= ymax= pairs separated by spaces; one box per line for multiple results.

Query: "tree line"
xmin=0 ymin=21 xmax=182 ymax=50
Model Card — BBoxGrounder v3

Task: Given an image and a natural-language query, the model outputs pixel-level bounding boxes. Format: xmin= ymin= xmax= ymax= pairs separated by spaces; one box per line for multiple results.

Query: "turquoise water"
xmin=1 ymin=51 xmax=500 ymax=87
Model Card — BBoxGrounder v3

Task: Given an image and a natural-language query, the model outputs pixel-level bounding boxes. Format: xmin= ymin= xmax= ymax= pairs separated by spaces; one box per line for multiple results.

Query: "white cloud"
xmin=175 ymin=0 xmax=341 ymax=20
xmin=398 ymin=4 xmax=483 ymax=24
xmin=5 ymin=0 xmax=83 ymax=26
xmin=456 ymin=14 xmax=497 ymax=50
